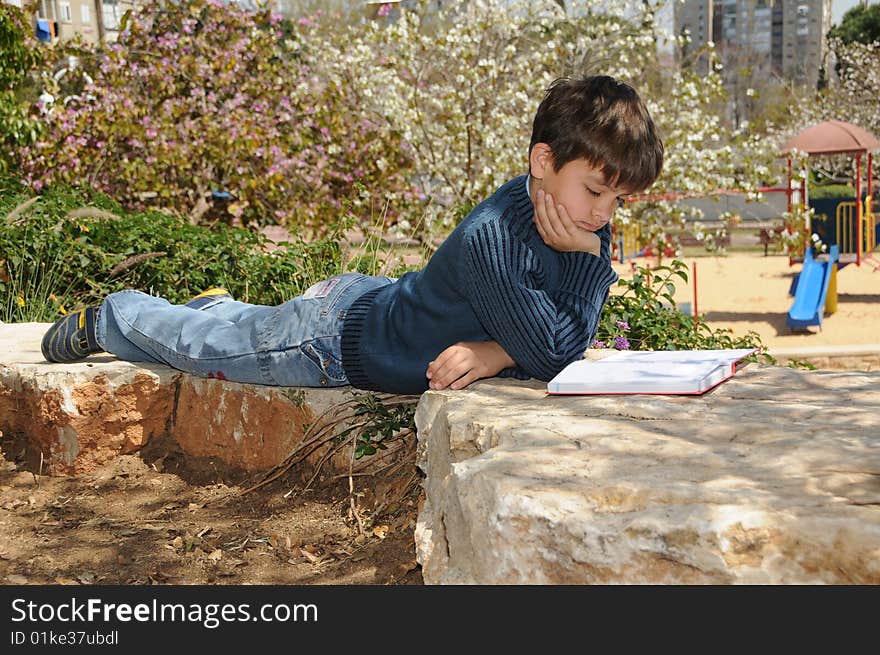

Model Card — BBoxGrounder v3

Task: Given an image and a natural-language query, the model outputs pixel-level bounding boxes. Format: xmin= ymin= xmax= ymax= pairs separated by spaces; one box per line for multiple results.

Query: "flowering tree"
xmin=19 ymin=0 xmax=784 ymax=248
xmin=18 ymin=0 xmax=417 ymax=229
xmin=315 ymin=0 xmax=778 ymax=249
xmin=767 ymin=37 xmax=880 ymax=255
xmin=0 ymin=2 xmax=43 ymax=175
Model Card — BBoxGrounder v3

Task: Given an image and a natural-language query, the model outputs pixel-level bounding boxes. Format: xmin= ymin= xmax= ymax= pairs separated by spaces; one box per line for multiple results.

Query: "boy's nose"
xmin=592 ymin=205 xmax=612 ymax=222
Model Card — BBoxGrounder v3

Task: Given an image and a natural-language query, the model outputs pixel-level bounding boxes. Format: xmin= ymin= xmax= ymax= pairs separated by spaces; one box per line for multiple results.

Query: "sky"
xmin=832 ymin=0 xmax=871 ymax=26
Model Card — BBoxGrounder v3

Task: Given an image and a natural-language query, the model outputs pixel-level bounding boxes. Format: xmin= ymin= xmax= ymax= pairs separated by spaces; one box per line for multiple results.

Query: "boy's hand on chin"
xmin=425 ymin=341 xmax=516 ymax=390
xmin=533 ymin=188 xmax=601 ymax=255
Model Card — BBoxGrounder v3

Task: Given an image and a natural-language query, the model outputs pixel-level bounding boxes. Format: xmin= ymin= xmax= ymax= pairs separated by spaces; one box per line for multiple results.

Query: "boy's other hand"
xmin=533 ymin=188 xmax=601 ymax=255
xmin=425 ymin=341 xmax=516 ymax=391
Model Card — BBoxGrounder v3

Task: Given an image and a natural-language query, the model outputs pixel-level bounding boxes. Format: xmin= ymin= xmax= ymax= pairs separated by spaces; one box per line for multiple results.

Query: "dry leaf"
xmin=54 ymin=577 xmax=78 ymax=585
xmin=207 ymin=549 xmax=223 ymax=562
xmin=372 ymin=525 xmax=390 ymax=539
xmin=301 ymin=549 xmax=321 ymax=564
xmin=7 ymin=574 xmax=29 ymax=584
xmin=77 ymin=572 xmax=97 ymax=585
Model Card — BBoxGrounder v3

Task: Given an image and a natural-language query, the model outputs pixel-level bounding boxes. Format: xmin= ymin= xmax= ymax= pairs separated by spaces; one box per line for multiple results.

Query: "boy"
xmin=42 ymin=75 xmax=663 ymax=395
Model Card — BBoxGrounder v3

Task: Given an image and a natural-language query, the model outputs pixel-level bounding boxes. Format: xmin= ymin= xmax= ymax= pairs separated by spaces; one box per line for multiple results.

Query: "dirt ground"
xmin=0 ymin=443 xmax=424 ymax=585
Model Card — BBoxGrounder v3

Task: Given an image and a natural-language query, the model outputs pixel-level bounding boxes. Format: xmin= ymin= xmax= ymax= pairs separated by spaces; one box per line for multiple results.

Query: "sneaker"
xmin=185 ymin=287 xmax=232 ymax=310
xmin=41 ymin=307 xmax=101 ymax=363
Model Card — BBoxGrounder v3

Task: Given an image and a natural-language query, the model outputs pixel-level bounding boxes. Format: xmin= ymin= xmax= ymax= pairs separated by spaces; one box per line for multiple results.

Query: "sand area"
xmin=611 ymin=253 xmax=880 ymax=350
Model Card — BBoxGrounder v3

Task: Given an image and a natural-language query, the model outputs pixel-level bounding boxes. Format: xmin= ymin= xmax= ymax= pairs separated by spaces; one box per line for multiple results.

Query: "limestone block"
xmin=0 ymin=323 xmax=367 ymax=477
xmin=415 ymin=366 xmax=880 ymax=584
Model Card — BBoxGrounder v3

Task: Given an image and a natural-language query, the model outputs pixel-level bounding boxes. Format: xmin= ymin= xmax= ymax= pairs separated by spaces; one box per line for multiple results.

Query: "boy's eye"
xmin=587 ymin=188 xmax=601 ymax=197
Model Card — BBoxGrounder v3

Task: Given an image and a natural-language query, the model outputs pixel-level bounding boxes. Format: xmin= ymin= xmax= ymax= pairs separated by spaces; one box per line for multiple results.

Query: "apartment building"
xmin=675 ymin=0 xmax=833 ymax=88
xmin=1 ymin=0 xmax=137 ymax=44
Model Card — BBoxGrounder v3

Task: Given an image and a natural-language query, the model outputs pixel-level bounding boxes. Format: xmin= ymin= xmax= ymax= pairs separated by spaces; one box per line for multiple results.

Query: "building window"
xmin=103 ymin=1 xmax=120 ymax=30
xmin=81 ymin=4 xmax=91 ymax=24
xmin=59 ymin=2 xmax=72 ymax=23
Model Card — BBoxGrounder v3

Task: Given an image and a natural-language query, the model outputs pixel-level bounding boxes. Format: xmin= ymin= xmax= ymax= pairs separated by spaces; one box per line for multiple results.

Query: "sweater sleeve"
xmin=463 ymin=222 xmax=618 ymax=381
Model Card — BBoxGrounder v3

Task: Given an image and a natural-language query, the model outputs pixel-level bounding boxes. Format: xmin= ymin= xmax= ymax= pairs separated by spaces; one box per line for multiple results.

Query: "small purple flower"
xmin=616 ymin=320 xmax=630 ymax=332
xmin=614 ymin=336 xmax=630 ymax=350
xmin=591 ymin=340 xmax=607 ymax=349
xmin=378 ymin=3 xmax=392 ymax=17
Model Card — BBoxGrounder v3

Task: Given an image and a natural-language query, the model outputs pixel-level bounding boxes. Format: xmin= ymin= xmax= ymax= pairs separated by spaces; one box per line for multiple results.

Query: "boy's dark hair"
xmin=529 ymin=75 xmax=664 ymax=192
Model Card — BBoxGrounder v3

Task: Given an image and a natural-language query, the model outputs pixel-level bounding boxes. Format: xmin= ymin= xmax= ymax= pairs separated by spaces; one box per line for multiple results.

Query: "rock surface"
xmin=0 ymin=323 xmax=381 ymax=478
xmin=415 ymin=365 xmax=880 ymax=584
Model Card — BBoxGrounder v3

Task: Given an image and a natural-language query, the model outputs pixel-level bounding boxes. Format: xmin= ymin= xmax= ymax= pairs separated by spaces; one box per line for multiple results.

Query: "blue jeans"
xmin=95 ymin=273 xmax=395 ymax=387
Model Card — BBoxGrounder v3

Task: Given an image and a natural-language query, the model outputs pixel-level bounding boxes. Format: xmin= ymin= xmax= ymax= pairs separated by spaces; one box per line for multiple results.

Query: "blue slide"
xmin=787 ymin=245 xmax=839 ymax=329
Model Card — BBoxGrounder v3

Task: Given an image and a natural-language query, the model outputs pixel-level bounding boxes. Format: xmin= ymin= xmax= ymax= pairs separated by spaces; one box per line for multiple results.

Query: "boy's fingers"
xmin=533 ymin=190 xmax=552 ymax=239
xmin=429 ymin=353 xmax=468 ymax=388
xmin=543 ymin=191 xmax=563 ymax=239
xmin=449 ymin=370 xmax=479 ymax=390
xmin=555 ymin=202 xmax=576 ymax=234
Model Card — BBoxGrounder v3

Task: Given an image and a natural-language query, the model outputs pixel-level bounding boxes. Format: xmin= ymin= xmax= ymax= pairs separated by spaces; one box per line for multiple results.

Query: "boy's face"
xmin=528 ymin=143 xmax=631 ymax=232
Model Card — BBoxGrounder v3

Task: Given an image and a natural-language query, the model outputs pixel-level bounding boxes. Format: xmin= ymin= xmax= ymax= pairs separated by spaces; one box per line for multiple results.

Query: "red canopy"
xmin=781 ymin=120 xmax=880 ymax=155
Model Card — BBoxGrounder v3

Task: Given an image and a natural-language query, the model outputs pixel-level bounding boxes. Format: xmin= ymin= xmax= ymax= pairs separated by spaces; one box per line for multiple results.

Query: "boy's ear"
xmin=529 ymin=143 xmax=553 ymax=180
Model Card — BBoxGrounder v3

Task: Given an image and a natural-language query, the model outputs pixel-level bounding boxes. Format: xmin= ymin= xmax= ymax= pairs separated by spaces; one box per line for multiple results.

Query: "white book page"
xmin=547 ymin=349 xmax=756 ymax=395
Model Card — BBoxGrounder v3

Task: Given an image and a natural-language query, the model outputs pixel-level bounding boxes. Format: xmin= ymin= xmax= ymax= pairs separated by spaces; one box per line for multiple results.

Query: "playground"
xmin=613 ymin=119 xmax=879 ymax=357
xmin=611 ymin=252 xmax=880 ymax=350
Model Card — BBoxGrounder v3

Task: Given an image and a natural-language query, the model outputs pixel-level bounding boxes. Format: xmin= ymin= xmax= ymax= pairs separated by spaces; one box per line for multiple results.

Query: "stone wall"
xmin=415 ymin=366 xmax=880 ymax=584
xmin=0 ymin=323 xmax=403 ymax=480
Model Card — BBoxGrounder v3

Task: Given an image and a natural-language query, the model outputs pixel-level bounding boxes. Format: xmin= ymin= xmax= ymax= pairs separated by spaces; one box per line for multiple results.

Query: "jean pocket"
xmin=301 ymin=340 xmax=348 ymax=383
xmin=319 ymin=274 xmax=366 ymax=317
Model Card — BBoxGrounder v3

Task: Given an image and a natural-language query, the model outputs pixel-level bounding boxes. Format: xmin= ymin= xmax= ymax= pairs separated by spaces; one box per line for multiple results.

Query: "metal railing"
xmin=835 ymin=199 xmax=878 ymax=259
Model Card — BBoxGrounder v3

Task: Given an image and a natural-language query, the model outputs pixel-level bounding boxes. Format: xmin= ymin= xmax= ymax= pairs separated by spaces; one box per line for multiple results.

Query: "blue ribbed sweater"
xmin=340 ymin=174 xmax=619 ymax=394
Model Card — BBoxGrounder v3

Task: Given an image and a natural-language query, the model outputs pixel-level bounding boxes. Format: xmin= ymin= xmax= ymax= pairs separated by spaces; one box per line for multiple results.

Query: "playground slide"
xmin=787 ymin=245 xmax=839 ymax=329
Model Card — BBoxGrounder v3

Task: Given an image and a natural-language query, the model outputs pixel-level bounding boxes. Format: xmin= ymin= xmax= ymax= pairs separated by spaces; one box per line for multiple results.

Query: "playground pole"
xmin=800 ymin=170 xmax=807 ymax=258
xmin=856 ymin=152 xmax=862 ymax=266
xmin=787 ymin=157 xmax=793 ymax=266
xmin=826 ymin=262 xmax=838 ymax=315
xmin=786 ymin=157 xmax=792 ymax=213
xmin=869 ymin=152 xmax=874 ymax=221
xmin=692 ymin=261 xmax=698 ymax=325
xmin=869 ymin=152 xmax=874 ymax=200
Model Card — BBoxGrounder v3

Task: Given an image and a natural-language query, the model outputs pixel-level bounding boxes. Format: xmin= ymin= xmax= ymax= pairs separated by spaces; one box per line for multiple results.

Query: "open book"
xmin=546 ymin=348 xmax=757 ymax=395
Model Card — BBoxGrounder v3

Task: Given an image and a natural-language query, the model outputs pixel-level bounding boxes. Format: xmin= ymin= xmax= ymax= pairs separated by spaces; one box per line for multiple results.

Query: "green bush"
xmin=809 ymin=184 xmax=856 ymax=199
xmin=0 ymin=178 xmax=353 ymax=322
xmin=594 ymin=260 xmax=770 ymax=359
xmin=0 ymin=3 xmax=43 ymax=175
